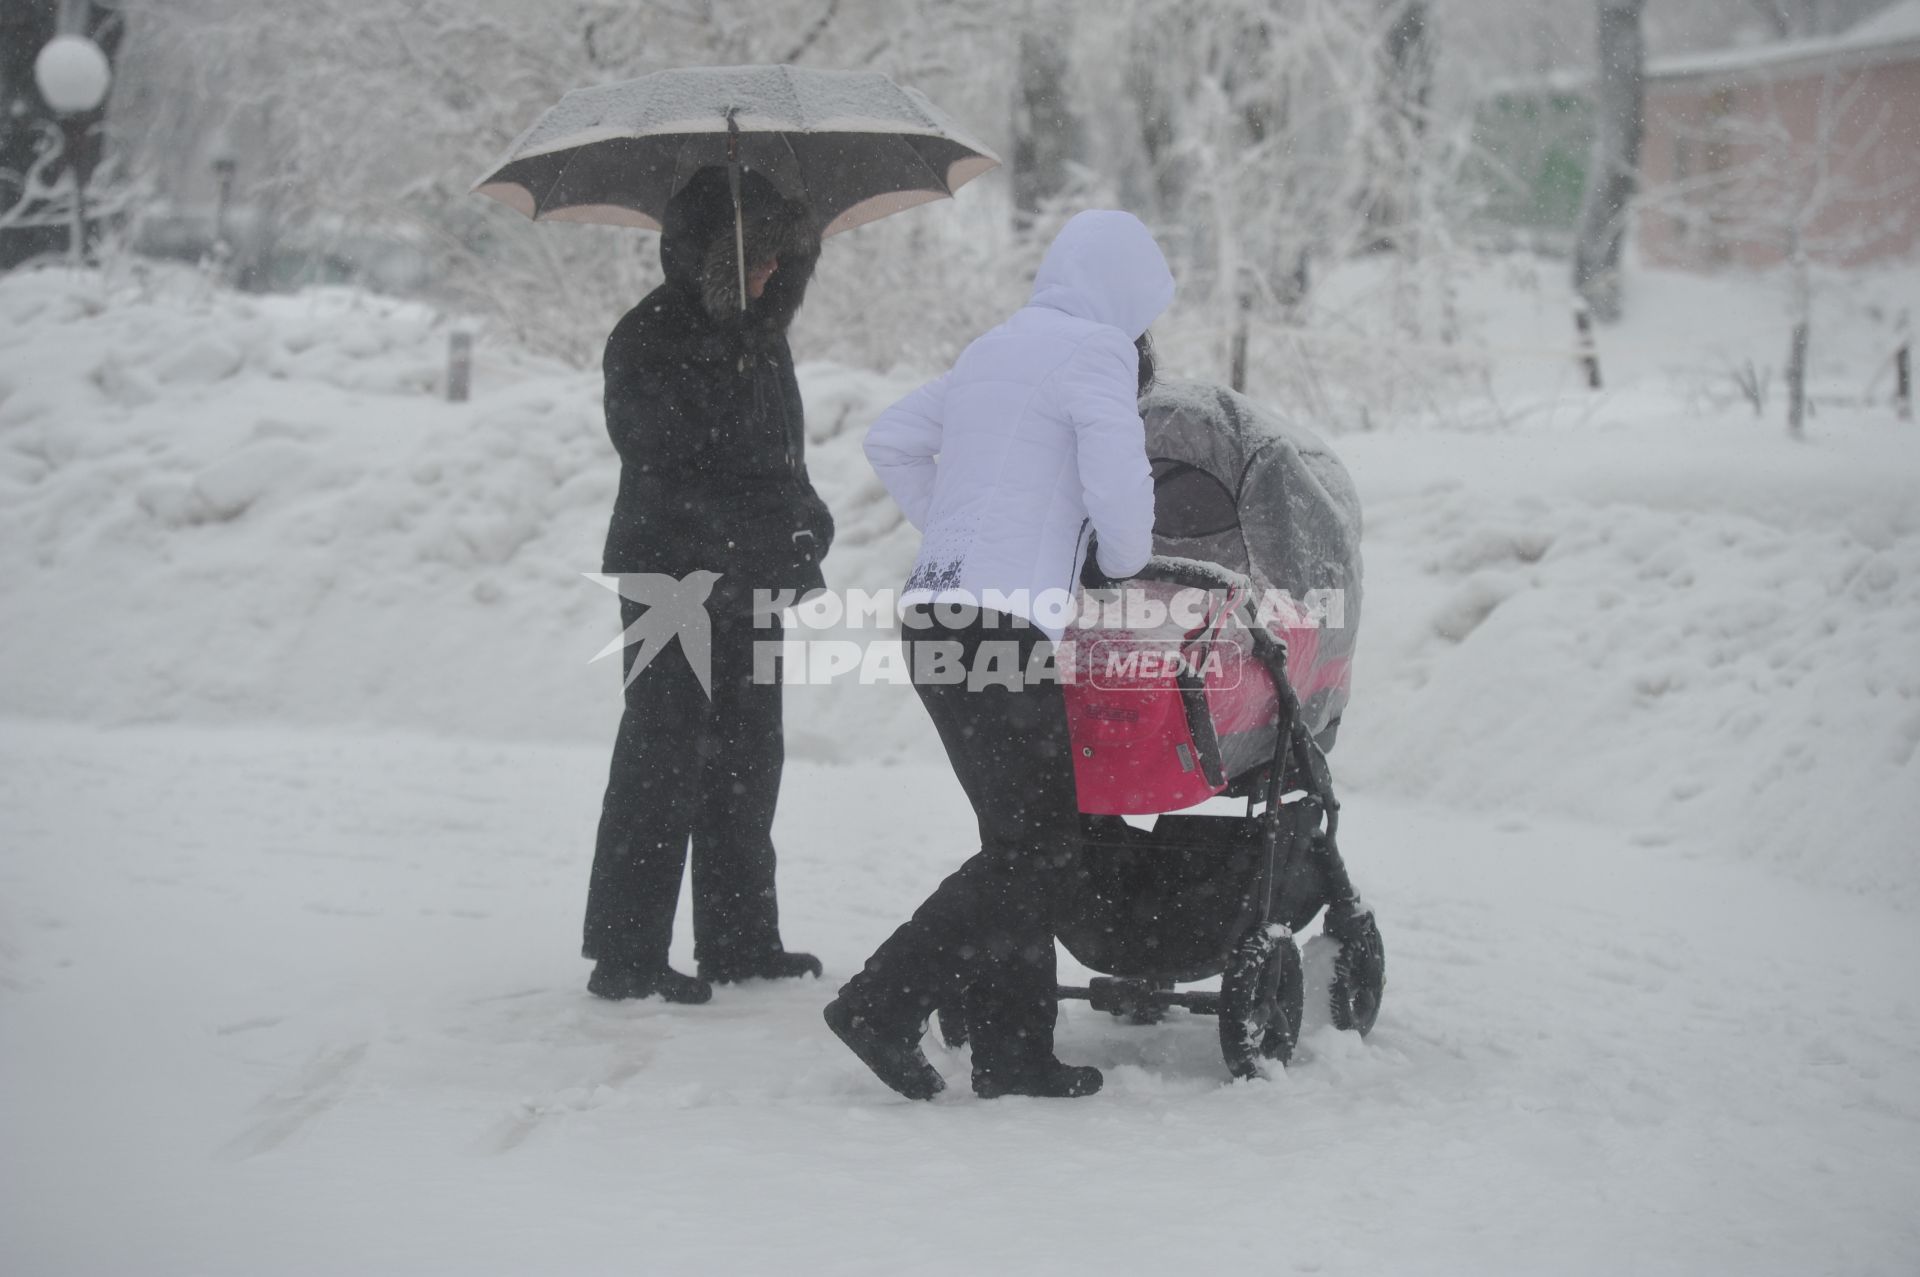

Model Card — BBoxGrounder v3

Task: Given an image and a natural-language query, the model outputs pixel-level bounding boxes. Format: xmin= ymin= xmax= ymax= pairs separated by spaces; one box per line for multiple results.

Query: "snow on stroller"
xmin=988 ymin=382 xmax=1383 ymax=1079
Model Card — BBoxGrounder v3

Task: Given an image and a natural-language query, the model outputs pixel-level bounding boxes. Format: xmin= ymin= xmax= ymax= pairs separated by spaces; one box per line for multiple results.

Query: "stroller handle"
xmin=1127 ymin=555 xmax=1253 ymax=595
xmin=1124 ymin=557 xmax=1278 ymax=660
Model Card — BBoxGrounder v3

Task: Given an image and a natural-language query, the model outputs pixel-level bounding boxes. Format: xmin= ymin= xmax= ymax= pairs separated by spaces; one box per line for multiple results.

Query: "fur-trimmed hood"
xmin=659 ymin=167 xmax=820 ymax=331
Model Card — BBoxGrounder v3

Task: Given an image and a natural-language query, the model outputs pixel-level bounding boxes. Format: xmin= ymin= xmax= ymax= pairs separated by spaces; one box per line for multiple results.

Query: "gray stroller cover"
xmin=1140 ymin=380 xmax=1364 ymax=743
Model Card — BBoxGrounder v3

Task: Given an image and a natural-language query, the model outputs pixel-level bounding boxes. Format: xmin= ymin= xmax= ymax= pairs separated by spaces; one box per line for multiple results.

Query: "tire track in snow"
xmin=484 ymin=1050 xmax=654 ymax=1153
xmin=219 ymin=1041 xmax=368 ymax=1159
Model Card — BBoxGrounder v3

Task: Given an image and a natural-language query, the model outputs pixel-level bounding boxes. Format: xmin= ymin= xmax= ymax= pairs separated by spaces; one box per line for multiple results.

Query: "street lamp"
xmin=33 ymin=34 xmax=112 ymax=265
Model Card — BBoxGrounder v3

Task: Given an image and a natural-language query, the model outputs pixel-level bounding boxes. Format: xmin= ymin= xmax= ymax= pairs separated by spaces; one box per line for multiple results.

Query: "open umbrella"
xmin=472 ymin=65 xmax=1000 ymax=309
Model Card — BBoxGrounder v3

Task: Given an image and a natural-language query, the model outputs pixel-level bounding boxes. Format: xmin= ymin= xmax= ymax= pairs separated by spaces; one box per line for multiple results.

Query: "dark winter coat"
xmin=601 ymin=167 xmax=834 ymax=598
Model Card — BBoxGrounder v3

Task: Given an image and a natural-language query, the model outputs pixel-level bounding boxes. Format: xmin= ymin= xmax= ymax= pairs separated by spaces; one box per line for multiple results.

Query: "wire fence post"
xmin=1574 ymin=304 xmax=1602 ymax=390
xmin=1897 ymin=310 xmax=1912 ymax=423
xmin=447 ymin=330 xmax=472 ymax=403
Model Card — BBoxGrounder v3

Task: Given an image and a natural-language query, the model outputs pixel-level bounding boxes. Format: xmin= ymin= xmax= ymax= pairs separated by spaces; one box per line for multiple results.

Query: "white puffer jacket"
xmin=863 ymin=210 xmax=1175 ymax=640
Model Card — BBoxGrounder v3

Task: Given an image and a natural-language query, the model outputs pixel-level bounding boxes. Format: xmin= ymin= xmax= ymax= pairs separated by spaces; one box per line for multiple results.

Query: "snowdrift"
xmin=1 ymin=262 xmax=1914 ymax=903
xmin=1334 ymin=415 xmax=1920 ymax=905
xmin=0 ymin=265 xmax=927 ymax=755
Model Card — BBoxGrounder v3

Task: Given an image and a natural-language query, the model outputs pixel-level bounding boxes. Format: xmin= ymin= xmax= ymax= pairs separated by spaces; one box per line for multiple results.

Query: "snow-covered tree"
xmin=100 ymin=0 xmax=1481 ymax=402
xmin=105 ymin=0 xmax=1020 ymax=365
xmin=1070 ymin=0 xmax=1460 ymax=391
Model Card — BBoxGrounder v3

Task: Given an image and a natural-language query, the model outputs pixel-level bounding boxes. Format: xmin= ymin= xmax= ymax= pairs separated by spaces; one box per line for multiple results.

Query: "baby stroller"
xmin=953 ymin=382 xmax=1386 ymax=1080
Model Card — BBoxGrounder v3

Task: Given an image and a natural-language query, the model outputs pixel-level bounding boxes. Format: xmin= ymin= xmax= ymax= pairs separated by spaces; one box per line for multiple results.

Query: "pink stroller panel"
xmin=1066 ymin=382 xmax=1364 ymax=816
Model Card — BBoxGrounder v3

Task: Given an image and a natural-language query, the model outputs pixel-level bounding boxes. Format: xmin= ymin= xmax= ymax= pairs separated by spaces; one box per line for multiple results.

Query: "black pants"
xmin=838 ymin=609 xmax=1082 ymax=1078
xmin=583 ymin=597 xmax=785 ymax=971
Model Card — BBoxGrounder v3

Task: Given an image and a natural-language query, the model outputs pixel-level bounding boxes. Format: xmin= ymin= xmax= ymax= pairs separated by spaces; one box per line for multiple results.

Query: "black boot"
xmin=973 ymin=1060 xmax=1103 ymax=1099
xmin=822 ymin=997 xmax=946 ymax=1100
xmin=587 ymin=961 xmax=713 ymax=1004
xmin=935 ymin=1002 xmax=970 ymax=1049
xmin=698 ymin=950 xmax=824 ymax=985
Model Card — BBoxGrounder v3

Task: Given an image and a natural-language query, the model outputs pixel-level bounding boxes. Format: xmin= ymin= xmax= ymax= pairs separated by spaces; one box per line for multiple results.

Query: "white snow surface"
xmin=2 ymin=259 xmax=1917 ymax=1272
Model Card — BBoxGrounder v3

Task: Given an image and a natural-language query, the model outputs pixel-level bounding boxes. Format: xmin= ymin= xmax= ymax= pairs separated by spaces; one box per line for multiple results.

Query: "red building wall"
xmin=1637 ymin=47 xmax=1920 ymax=269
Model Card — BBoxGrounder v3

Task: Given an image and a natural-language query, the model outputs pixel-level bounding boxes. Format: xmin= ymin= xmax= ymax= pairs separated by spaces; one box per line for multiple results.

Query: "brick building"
xmin=1636 ymin=1 xmax=1920 ymax=269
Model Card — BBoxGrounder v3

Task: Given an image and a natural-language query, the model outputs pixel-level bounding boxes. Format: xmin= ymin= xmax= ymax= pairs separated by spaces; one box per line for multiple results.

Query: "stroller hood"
xmin=1141 ymin=381 xmax=1364 ymax=738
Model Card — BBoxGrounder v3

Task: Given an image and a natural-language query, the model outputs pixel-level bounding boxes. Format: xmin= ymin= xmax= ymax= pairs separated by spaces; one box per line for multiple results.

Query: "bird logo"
xmin=586 ymin=570 xmax=722 ymax=697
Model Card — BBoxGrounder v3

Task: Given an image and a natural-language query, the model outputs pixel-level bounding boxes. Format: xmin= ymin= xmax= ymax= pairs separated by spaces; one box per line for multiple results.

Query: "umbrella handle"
xmin=726 ymin=111 xmax=747 ymax=314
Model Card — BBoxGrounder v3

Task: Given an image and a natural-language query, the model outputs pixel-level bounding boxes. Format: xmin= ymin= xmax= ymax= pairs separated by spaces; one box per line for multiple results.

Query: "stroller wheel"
xmin=1319 ymin=901 xmax=1386 ymax=1037
xmin=1218 ymin=929 xmax=1304 ymax=1079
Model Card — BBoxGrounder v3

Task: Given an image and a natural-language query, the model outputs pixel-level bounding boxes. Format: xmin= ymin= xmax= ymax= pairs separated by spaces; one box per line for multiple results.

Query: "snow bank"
xmin=0 ymin=264 xmax=927 ymax=756
xmin=1335 ymin=410 xmax=1920 ymax=904
xmin=1 ymin=260 xmax=1914 ymax=902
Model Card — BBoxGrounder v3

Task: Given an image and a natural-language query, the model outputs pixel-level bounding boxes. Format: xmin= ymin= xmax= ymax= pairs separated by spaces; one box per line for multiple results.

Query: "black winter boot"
xmin=823 ymin=997 xmax=946 ymax=1100
xmin=972 ymin=1060 xmax=1104 ymax=1099
xmin=698 ymin=950 xmax=824 ymax=984
xmin=587 ymin=961 xmax=713 ymax=1004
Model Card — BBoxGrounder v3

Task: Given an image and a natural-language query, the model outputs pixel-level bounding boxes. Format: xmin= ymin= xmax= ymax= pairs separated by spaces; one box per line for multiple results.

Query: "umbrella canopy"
xmin=472 ymin=65 xmax=1000 ymax=239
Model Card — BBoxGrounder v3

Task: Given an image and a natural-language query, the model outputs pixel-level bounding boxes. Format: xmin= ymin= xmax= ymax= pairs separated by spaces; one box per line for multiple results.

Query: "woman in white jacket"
xmin=824 ymin=210 xmax=1174 ymax=1101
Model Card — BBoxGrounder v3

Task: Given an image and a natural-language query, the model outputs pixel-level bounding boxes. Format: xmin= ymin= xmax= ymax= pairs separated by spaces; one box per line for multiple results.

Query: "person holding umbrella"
xmin=578 ymin=166 xmax=832 ymax=1002
xmin=474 ymin=67 xmax=1002 ymax=1003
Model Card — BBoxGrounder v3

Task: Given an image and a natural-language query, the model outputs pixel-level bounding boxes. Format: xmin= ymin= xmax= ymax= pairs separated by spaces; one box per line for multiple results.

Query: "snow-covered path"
xmin=4 ymin=722 xmax=1915 ymax=1275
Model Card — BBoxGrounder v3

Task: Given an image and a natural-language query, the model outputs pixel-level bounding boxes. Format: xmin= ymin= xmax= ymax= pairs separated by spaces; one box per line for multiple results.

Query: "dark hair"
xmin=1135 ymin=331 xmax=1157 ymax=398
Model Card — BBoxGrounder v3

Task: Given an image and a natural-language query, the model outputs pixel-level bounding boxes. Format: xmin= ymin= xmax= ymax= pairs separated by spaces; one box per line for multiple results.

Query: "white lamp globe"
xmin=34 ymin=36 xmax=112 ymax=115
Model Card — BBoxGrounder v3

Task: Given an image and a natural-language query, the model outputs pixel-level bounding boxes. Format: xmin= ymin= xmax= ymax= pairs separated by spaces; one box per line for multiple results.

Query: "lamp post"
xmin=32 ymin=34 xmax=111 ymax=265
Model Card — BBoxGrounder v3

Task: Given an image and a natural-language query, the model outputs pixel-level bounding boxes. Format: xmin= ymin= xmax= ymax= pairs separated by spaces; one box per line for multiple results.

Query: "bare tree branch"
xmin=779 ymin=0 xmax=843 ymax=65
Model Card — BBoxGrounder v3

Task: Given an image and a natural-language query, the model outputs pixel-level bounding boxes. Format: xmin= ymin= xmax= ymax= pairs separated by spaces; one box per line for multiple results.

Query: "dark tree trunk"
xmin=1126 ymin=19 xmax=1184 ymax=226
xmin=1362 ymin=0 xmax=1433 ymax=252
xmin=1573 ymin=0 xmax=1647 ymax=323
xmin=1011 ymin=10 xmax=1081 ymax=233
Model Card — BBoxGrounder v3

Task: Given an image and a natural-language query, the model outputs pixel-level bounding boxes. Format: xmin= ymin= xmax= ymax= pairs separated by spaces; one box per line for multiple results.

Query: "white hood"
xmin=1028 ymin=210 xmax=1175 ymax=340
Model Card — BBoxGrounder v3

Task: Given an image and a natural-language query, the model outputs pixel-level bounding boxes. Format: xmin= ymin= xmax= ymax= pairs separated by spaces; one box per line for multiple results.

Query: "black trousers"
xmin=839 ymin=609 xmax=1082 ymax=1077
xmin=583 ymin=596 xmax=785 ymax=971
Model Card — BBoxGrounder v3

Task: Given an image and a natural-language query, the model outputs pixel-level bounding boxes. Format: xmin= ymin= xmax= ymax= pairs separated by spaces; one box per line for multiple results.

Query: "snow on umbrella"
xmin=473 ymin=65 xmax=1000 ymax=303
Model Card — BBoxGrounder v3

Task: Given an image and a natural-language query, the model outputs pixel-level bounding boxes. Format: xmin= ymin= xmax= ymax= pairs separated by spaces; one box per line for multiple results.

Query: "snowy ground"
xmin=5 ymin=724 xmax=1917 ymax=1275
xmin=2 ymin=259 xmax=1918 ymax=1273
